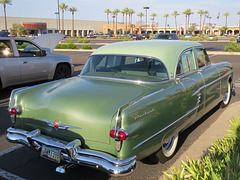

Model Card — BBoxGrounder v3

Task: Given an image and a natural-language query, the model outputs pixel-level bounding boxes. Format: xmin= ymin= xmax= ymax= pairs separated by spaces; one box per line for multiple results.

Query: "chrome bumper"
xmin=6 ymin=127 xmax=136 ymax=176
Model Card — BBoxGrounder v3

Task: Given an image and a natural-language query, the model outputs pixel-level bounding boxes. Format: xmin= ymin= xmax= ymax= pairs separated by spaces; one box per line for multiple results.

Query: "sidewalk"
xmin=160 ymin=101 xmax=240 ymax=179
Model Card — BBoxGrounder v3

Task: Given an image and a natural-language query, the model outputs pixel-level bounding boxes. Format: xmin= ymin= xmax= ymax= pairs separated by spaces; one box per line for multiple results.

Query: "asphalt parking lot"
xmin=0 ymin=39 xmax=239 ymax=180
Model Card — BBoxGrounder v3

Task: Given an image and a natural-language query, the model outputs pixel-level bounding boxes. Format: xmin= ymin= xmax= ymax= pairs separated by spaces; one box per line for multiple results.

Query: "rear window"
xmin=81 ymin=55 xmax=169 ymax=82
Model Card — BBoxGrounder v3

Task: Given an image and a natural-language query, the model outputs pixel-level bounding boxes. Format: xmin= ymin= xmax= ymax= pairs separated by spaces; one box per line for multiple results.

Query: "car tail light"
xmin=110 ymin=129 xmax=127 ymax=140
xmin=8 ymin=107 xmax=19 ymax=115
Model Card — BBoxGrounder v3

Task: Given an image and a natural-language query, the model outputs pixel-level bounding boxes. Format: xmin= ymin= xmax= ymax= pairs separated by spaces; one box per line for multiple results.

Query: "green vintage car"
xmin=6 ymin=40 xmax=234 ymax=176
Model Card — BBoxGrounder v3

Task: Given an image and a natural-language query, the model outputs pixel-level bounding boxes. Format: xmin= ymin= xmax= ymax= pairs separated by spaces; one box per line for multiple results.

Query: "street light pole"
xmin=55 ymin=12 xmax=59 ymax=32
xmin=112 ymin=15 xmax=115 ymax=35
xmin=143 ymin=6 xmax=149 ymax=32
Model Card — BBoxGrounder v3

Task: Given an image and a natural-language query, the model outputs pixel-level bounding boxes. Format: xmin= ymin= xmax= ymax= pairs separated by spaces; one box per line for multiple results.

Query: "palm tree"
xmin=183 ymin=10 xmax=188 ymax=34
xmin=202 ymin=10 xmax=209 ymax=35
xmin=0 ymin=0 xmax=12 ymax=31
xmin=104 ymin=9 xmax=111 ymax=26
xmin=224 ymin=12 xmax=230 ymax=27
xmin=121 ymin=10 xmax=125 ymax=34
xmin=59 ymin=3 xmax=68 ymax=34
xmin=113 ymin=9 xmax=121 ymax=35
xmin=128 ymin=9 xmax=135 ymax=33
xmin=172 ymin=11 xmax=179 ymax=35
xmin=164 ymin=14 xmax=169 ymax=33
xmin=183 ymin=9 xmax=194 ymax=33
xmin=69 ymin=7 xmax=77 ymax=37
xmin=151 ymin=13 xmax=157 ymax=33
xmin=238 ymin=11 xmax=240 ymax=33
xmin=137 ymin=12 xmax=144 ymax=32
xmin=197 ymin=10 xmax=204 ymax=34
xmin=123 ymin=7 xmax=129 ymax=34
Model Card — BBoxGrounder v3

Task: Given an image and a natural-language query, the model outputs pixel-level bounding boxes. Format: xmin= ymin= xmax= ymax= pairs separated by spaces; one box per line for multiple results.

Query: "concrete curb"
xmin=160 ymin=101 xmax=240 ymax=179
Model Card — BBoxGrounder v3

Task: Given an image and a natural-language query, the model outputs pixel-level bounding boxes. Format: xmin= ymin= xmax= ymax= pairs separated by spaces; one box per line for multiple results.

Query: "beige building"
xmin=0 ymin=16 xmax=106 ymax=36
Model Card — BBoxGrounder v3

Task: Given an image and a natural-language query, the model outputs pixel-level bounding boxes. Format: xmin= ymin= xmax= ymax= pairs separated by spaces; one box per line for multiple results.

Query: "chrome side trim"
xmin=192 ymin=70 xmax=233 ymax=96
xmin=6 ymin=127 xmax=136 ymax=176
xmin=79 ymin=75 xmax=174 ymax=85
xmin=40 ymin=118 xmax=83 ymax=130
xmin=133 ymin=105 xmax=199 ymax=150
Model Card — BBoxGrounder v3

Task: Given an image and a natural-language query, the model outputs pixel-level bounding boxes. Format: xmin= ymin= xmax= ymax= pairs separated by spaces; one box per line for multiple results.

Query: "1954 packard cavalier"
xmin=6 ymin=40 xmax=234 ymax=176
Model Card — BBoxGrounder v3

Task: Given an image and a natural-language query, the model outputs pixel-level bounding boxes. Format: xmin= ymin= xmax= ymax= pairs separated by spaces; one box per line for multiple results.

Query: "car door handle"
xmin=22 ymin=61 xmax=27 ymax=64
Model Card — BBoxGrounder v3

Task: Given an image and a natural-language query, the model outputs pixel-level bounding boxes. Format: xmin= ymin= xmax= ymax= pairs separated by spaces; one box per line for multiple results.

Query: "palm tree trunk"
xmin=116 ymin=15 xmax=118 ymax=35
xmin=185 ymin=15 xmax=187 ymax=34
xmin=4 ymin=4 xmax=7 ymax=31
xmin=188 ymin=15 xmax=190 ymax=32
xmin=122 ymin=14 xmax=124 ymax=34
xmin=125 ymin=14 xmax=127 ymax=34
xmin=62 ymin=10 xmax=64 ymax=34
xmin=175 ymin=16 xmax=177 ymax=35
xmin=200 ymin=15 xmax=202 ymax=34
xmin=165 ymin=17 xmax=167 ymax=33
xmin=202 ymin=16 xmax=206 ymax=35
xmin=225 ymin=16 xmax=227 ymax=27
xmin=72 ymin=13 xmax=74 ymax=36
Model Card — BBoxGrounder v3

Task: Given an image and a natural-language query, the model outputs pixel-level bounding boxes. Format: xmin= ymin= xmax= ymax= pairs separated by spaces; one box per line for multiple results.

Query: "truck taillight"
xmin=110 ymin=129 xmax=127 ymax=140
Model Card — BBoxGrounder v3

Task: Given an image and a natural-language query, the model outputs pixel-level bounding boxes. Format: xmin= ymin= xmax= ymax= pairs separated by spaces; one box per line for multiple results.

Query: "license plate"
xmin=40 ymin=145 xmax=61 ymax=163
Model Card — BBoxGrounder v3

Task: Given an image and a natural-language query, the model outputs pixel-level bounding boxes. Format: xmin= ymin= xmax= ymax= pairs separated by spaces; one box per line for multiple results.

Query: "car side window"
xmin=0 ymin=40 xmax=14 ymax=58
xmin=15 ymin=40 xmax=41 ymax=57
xmin=180 ymin=50 xmax=196 ymax=73
xmin=195 ymin=49 xmax=206 ymax=68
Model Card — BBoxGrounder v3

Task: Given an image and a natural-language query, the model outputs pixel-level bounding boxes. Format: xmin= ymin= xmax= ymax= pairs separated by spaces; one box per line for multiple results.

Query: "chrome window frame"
xmin=80 ymin=54 xmax=170 ymax=83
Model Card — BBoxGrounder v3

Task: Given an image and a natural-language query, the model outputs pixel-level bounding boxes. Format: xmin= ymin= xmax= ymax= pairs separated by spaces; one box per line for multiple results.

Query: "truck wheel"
xmin=53 ymin=64 xmax=71 ymax=80
xmin=220 ymin=81 xmax=232 ymax=108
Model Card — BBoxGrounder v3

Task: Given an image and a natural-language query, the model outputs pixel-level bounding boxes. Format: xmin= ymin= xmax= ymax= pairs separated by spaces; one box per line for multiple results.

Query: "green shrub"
xmin=211 ymin=37 xmax=217 ymax=41
xmin=103 ymin=35 xmax=106 ymax=39
xmin=225 ymin=43 xmax=240 ymax=52
xmin=163 ymin=117 xmax=240 ymax=179
xmin=230 ymin=37 xmax=236 ymax=41
xmin=83 ymin=39 xmax=90 ymax=43
xmin=77 ymin=39 xmax=83 ymax=43
xmin=67 ymin=43 xmax=78 ymax=49
xmin=79 ymin=36 xmax=84 ymax=39
xmin=55 ymin=43 xmax=78 ymax=49
xmin=65 ymin=39 xmax=74 ymax=44
xmin=81 ymin=45 xmax=92 ymax=49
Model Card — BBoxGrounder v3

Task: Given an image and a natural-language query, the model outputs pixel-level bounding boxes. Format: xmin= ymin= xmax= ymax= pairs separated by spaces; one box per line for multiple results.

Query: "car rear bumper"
xmin=6 ymin=127 xmax=137 ymax=176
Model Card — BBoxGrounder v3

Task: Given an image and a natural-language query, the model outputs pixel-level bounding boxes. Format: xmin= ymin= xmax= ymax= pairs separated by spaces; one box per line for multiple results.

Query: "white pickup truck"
xmin=0 ymin=33 xmax=73 ymax=90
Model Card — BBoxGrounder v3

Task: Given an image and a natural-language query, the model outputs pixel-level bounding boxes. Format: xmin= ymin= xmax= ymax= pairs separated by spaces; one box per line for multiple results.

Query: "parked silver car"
xmin=0 ymin=33 xmax=74 ymax=90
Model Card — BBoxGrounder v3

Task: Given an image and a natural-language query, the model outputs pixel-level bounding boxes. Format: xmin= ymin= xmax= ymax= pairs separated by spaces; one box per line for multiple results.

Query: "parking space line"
xmin=0 ymin=168 xmax=26 ymax=180
xmin=209 ymin=54 xmax=218 ymax=58
xmin=0 ymin=145 xmax=23 ymax=157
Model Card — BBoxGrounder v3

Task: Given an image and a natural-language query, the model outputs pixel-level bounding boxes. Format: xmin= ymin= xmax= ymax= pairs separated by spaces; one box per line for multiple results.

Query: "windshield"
xmin=81 ymin=55 xmax=169 ymax=82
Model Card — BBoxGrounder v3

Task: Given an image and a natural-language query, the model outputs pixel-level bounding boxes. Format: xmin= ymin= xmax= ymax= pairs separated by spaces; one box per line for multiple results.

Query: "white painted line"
xmin=0 ymin=168 xmax=26 ymax=180
xmin=208 ymin=54 xmax=218 ymax=58
xmin=0 ymin=145 xmax=23 ymax=157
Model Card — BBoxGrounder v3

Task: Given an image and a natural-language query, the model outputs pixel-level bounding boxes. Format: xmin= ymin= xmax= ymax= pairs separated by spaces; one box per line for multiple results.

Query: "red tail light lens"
xmin=110 ymin=129 xmax=127 ymax=140
xmin=118 ymin=131 xmax=127 ymax=140
xmin=8 ymin=107 xmax=19 ymax=115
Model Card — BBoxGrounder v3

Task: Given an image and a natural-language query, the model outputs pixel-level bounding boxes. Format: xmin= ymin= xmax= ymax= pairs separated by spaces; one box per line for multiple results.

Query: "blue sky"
xmin=1 ymin=0 xmax=240 ymax=27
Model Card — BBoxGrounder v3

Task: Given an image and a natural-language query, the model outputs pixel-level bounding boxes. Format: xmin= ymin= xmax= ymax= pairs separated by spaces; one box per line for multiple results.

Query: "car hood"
xmin=14 ymin=76 xmax=150 ymax=146
xmin=32 ymin=33 xmax=64 ymax=53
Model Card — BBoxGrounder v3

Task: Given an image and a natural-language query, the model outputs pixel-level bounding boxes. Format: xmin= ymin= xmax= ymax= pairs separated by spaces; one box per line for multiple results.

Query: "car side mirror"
xmin=41 ymin=50 xmax=47 ymax=56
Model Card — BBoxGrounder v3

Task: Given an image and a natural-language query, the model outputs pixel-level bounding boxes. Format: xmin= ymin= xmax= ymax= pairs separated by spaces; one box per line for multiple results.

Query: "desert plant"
xmin=77 ymin=39 xmax=83 ymax=43
xmin=225 ymin=43 xmax=240 ymax=52
xmin=230 ymin=37 xmax=236 ymax=41
xmin=81 ymin=45 xmax=92 ymax=49
xmin=83 ymin=39 xmax=90 ymax=43
xmin=67 ymin=43 xmax=78 ymax=49
xmin=65 ymin=39 xmax=74 ymax=44
xmin=163 ymin=117 xmax=240 ymax=179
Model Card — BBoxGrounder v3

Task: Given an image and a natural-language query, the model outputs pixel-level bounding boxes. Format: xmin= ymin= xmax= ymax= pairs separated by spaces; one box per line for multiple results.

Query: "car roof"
xmin=92 ymin=40 xmax=203 ymax=77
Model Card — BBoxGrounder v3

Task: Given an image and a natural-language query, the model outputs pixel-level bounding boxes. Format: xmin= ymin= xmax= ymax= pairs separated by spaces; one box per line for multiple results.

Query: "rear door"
xmin=176 ymin=48 xmax=205 ymax=126
xmin=194 ymin=48 xmax=220 ymax=116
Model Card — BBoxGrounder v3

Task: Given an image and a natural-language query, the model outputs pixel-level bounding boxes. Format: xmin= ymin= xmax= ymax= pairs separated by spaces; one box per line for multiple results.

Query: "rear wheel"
xmin=53 ymin=64 xmax=71 ymax=80
xmin=220 ymin=81 xmax=232 ymax=108
xmin=148 ymin=133 xmax=179 ymax=163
